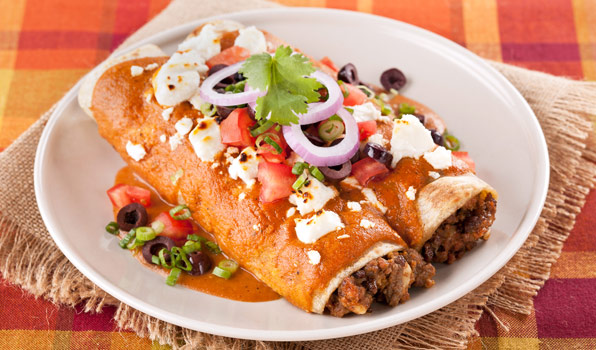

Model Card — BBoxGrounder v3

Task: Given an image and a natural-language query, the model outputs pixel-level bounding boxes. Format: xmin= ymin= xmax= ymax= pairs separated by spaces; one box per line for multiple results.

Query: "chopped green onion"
xmin=199 ymin=102 xmax=216 ymax=117
xmin=292 ymin=162 xmax=308 ymax=175
xmin=398 ymin=103 xmax=416 ymax=115
xmin=127 ymin=237 xmax=145 ymax=250
xmin=187 ymin=234 xmax=200 ymax=241
xmin=170 ymin=205 xmax=191 ymax=220
xmin=205 ymin=241 xmax=222 ymax=254
xmin=292 ymin=173 xmax=308 ymax=191
xmin=105 ymin=222 xmax=119 ymax=235
xmin=309 ymin=166 xmax=325 ymax=182
xmin=182 ymin=241 xmax=201 ymax=255
xmin=224 ymin=80 xmax=246 ymax=93
xmin=166 ymin=267 xmax=182 ymax=286
xmin=358 ymin=85 xmax=374 ymax=97
xmin=274 ymin=125 xmax=281 ymax=131
xmin=318 ymin=119 xmax=344 ymax=142
xmin=170 ymin=169 xmax=184 ymax=186
xmin=218 ymin=259 xmax=239 ymax=274
xmin=119 ymin=230 xmax=136 ymax=249
xmin=328 ymin=114 xmax=342 ymax=122
xmin=212 ymin=266 xmax=232 ymax=279
xmin=250 ymin=120 xmax=275 ymax=137
xmin=171 ymin=247 xmax=192 ymax=272
xmin=151 ymin=255 xmax=160 ymax=265
xmin=159 ymin=248 xmax=174 ymax=268
xmin=135 ymin=227 xmax=156 ymax=241
xmin=443 ymin=133 xmax=461 ymax=151
xmin=381 ymin=104 xmax=393 ymax=116
xmin=345 ymin=107 xmax=354 ymax=114
xmin=151 ymin=220 xmax=165 ymax=234
xmin=263 ymin=136 xmax=283 ymax=154
xmin=337 ymin=80 xmax=349 ymax=98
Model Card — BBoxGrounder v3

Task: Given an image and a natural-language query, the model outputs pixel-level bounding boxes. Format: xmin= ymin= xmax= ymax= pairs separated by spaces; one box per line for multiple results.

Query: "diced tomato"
xmin=320 ymin=56 xmax=339 ymax=73
xmin=357 ymin=121 xmax=377 ymax=141
xmin=257 ymin=162 xmax=295 ymax=203
xmin=107 ymin=184 xmax=151 ymax=209
xmin=206 ymin=46 xmax=251 ymax=68
xmin=453 ymin=151 xmax=476 ymax=172
xmin=352 ymin=157 xmax=389 ymax=186
xmin=256 ymin=127 xmax=288 ymax=163
xmin=153 ymin=212 xmax=194 ymax=241
xmin=341 ymin=83 xmax=368 ymax=106
xmin=220 ymin=108 xmax=256 ymax=147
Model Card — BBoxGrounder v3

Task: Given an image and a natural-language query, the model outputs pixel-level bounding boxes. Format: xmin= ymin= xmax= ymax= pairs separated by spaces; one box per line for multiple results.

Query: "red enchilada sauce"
xmin=114 ymin=166 xmax=280 ymax=302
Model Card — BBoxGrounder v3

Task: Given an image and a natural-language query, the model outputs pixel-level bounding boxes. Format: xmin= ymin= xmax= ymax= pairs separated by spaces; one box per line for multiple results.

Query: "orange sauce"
xmin=114 ymin=166 xmax=280 ymax=302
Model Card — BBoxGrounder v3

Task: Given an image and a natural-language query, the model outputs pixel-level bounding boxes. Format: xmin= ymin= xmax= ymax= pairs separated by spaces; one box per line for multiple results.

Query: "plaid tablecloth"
xmin=1 ymin=0 xmax=595 ymax=348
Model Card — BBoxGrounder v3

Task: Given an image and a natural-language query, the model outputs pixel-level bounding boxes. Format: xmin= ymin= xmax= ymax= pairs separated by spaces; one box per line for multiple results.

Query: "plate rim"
xmin=34 ymin=7 xmax=550 ymax=341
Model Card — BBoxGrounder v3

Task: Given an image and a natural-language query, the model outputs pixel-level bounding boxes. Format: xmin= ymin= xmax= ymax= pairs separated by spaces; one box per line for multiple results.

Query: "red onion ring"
xmin=199 ymin=61 xmax=266 ymax=106
xmin=282 ymin=108 xmax=359 ymax=167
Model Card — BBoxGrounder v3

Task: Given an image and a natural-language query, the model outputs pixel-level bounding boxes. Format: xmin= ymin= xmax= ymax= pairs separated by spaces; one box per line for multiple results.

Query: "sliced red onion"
xmin=295 ymin=71 xmax=343 ymax=125
xmin=200 ymin=61 xmax=265 ymax=106
xmin=320 ymin=162 xmax=352 ymax=180
xmin=282 ymin=108 xmax=359 ymax=167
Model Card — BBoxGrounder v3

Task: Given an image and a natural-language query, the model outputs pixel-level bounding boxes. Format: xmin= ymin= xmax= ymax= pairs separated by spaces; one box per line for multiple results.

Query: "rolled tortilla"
xmin=79 ymin=49 xmax=434 ymax=314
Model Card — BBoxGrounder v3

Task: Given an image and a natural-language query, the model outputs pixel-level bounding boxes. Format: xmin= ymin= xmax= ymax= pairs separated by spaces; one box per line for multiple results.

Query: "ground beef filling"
xmin=325 ymin=249 xmax=435 ymax=317
xmin=422 ymin=193 xmax=497 ymax=264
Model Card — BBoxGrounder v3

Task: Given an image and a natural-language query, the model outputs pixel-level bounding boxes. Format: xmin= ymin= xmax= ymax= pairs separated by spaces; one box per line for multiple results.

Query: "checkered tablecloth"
xmin=1 ymin=0 xmax=595 ymax=348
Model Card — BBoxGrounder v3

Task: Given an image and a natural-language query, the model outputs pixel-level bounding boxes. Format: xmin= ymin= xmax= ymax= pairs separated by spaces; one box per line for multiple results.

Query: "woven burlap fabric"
xmin=1 ymin=0 xmax=596 ymax=349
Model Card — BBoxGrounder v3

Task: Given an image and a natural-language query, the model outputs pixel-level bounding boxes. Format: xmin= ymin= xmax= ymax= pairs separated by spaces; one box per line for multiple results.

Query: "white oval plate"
xmin=34 ymin=8 xmax=549 ymax=341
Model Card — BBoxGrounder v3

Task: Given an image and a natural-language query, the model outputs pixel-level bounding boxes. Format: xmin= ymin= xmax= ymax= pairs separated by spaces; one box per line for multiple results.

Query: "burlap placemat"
xmin=1 ymin=0 xmax=596 ymax=349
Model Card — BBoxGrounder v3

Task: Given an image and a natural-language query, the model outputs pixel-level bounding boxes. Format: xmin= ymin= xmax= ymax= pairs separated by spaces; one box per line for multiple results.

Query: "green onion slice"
xmin=119 ymin=230 xmax=136 ymax=249
xmin=170 ymin=169 xmax=184 ymax=186
xmin=105 ymin=222 xmax=119 ymax=235
xmin=309 ymin=166 xmax=325 ymax=182
xmin=166 ymin=267 xmax=182 ymax=286
xmin=199 ymin=102 xmax=216 ymax=117
xmin=443 ymin=133 xmax=461 ymax=151
xmin=212 ymin=266 xmax=232 ymax=279
xmin=171 ymin=247 xmax=192 ymax=272
xmin=250 ymin=120 xmax=275 ymax=137
xmin=318 ymin=119 xmax=344 ymax=142
xmin=151 ymin=255 xmax=160 ymax=265
xmin=292 ymin=173 xmax=308 ymax=191
xmin=127 ymin=237 xmax=145 ymax=250
xmin=135 ymin=227 xmax=156 ymax=241
xmin=358 ymin=85 xmax=374 ymax=97
xmin=158 ymin=248 xmax=174 ymax=269
xmin=182 ymin=241 xmax=201 ymax=255
xmin=151 ymin=220 xmax=164 ymax=234
xmin=205 ymin=241 xmax=222 ymax=254
xmin=255 ymin=133 xmax=282 ymax=154
xmin=187 ymin=234 xmax=200 ymax=241
xmin=218 ymin=259 xmax=239 ymax=274
xmin=169 ymin=205 xmax=191 ymax=220
xmin=398 ymin=103 xmax=416 ymax=115
xmin=291 ymin=162 xmax=308 ymax=175
xmin=337 ymin=80 xmax=349 ymax=98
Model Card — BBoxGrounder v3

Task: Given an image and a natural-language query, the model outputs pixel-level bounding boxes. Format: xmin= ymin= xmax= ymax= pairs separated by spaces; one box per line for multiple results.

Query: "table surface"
xmin=1 ymin=0 xmax=595 ymax=349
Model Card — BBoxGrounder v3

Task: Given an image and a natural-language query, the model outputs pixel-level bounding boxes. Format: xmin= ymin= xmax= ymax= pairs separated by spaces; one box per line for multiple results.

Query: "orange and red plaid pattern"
xmin=1 ymin=0 xmax=595 ymax=349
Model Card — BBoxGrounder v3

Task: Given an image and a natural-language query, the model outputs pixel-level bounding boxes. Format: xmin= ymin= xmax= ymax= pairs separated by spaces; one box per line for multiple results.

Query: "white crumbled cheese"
xmin=169 ymin=133 xmax=183 ymax=151
xmin=145 ymin=63 xmax=159 ymax=70
xmin=125 ymin=141 xmax=146 ymax=161
xmin=162 ymin=107 xmax=173 ymax=121
xmin=286 ymin=207 xmax=296 ymax=218
xmin=289 ymin=174 xmax=338 ymax=215
xmin=307 ymin=250 xmax=321 ymax=265
xmin=390 ymin=114 xmax=435 ymax=168
xmin=175 ymin=117 xmax=193 ymax=136
xmin=361 ymin=188 xmax=387 ymax=214
xmin=211 ymin=162 xmax=220 ymax=169
xmin=367 ymin=133 xmax=388 ymax=147
xmin=234 ymin=26 xmax=267 ymax=55
xmin=337 ymin=234 xmax=350 ymax=239
xmin=360 ymin=219 xmax=376 ymax=229
xmin=188 ymin=117 xmax=225 ymax=162
xmin=423 ymin=146 xmax=452 ymax=170
xmin=406 ymin=186 xmax=417 ymax=200
xmin=347 ymin=201 xmax=362 ymax=212
xmin=159 ymin=134 xmax=166 ymax=143
xmin=228 ymin=147 xmax=260 ymax=187
xmin=340 ymin=176 xmax=362 ymax=190
xmin=189 ymin=93 xmax=206 ymax=111
xmin=253 ymin=223 xmax=261 ymax=231
xmin=238 ymin=192 xmax=246 ymax=201
xmin=351 ymin=102 xmax=382 ymax=122
xmin=152 ymin=49 xmax=207 ymax=107
xmin=178 ymin=24 xmax=222 ymax=61
xmin=144 ymin=90 xmax=153 ymax=103
xmin=429 ymin=171 xmax=440 ymax=179
xmin=295 ymin=210 xmax=345 ymax=244
xmin=130 ymin=65 xmax=144 ymax=76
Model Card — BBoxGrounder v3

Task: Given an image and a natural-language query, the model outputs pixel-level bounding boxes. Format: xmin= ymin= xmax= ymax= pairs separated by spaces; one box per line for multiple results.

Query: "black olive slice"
xmin=142 ymin=236 xmax=176 ymax=264
xmin=116 ymin=203 xmax=148 ymax=231
xmin=363 ymin=143 xmax=393 ymax=167
xmin=188 ymin=251 xmax=213 ymax=276
xmin=380 ymin=68 xmax=407 ymax=91
xmin=338 ymin=63 xmax=359 ymax=85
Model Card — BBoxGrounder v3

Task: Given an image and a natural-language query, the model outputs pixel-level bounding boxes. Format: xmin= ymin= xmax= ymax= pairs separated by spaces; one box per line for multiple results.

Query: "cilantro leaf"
xmin=239 ymin=46 xmax=322 ymax=125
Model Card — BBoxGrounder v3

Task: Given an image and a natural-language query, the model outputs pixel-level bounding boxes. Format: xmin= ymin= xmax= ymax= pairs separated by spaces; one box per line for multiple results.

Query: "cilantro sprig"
xmin=239 ymin=46 xmax=322 ymax=125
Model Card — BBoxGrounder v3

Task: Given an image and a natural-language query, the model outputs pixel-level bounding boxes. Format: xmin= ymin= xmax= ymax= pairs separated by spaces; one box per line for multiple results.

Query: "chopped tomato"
xmin=341 ymin=83 xmax=368 ymax=106
xmin=453 ymin=151 xmax=475 ymax=172
xmin=357 ymin=121 xmax=377 ymax=141
xmin=206 ymin=46 xmax=251 ymax=69
xmin=352 ymin=158 xmax=389 ymax=186
xmin=257 ymin=162 xmax=295 ymax=203
xmin=256 ymin=127 xmax=287 ymax=163
xmin=320 ymin=56 xmax=339 ymax=73
xmin=107 ymin=184 xmax=151 ymax=209
xmin=153 ymin=212 xmax=194 ymax=241
xmin=220 ymin=108 xmax=256 ymax=147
